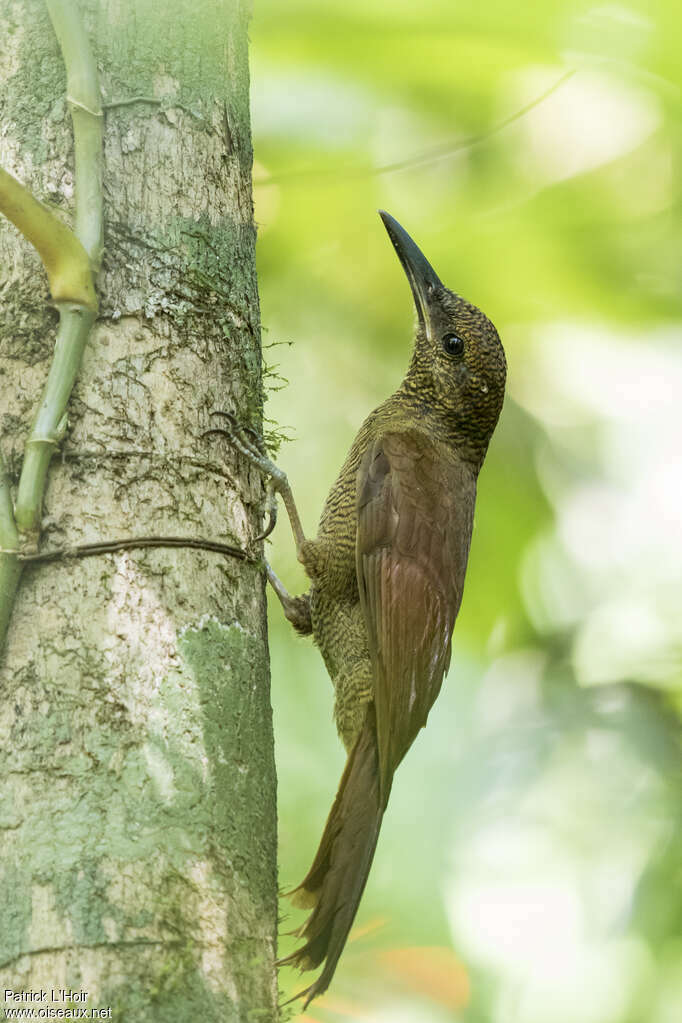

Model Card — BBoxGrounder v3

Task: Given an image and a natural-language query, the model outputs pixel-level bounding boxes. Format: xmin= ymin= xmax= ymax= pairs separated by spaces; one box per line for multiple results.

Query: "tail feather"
xmin=278 ymin=706 xmax=384 ymax=1007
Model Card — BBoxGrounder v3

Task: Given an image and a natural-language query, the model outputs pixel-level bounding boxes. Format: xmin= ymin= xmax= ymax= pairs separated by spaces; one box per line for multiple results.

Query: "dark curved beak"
xmin=379 ymin=210 xmax=443 ymax=337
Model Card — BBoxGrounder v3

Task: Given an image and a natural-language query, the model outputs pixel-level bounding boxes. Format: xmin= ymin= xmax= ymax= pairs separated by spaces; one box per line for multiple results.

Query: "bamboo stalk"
xmin=14 ymin=305 xmax=97 ymax=535
xmin=0 ymin=0 xmax=103 ymax=648
xmin=0 ymin=168 xmax=97 ymax=309
xmin=45 ymin=0 xmax=103 ymax=268
xmin=14 ymin=0 xmax=103 ymax=538
xmin=0 ymin=453 xmax=21 ymax=645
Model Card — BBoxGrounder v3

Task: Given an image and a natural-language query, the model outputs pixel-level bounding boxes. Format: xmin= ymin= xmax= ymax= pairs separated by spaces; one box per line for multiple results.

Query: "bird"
xmin=222 ymin=210 xmax=506 ymax=1007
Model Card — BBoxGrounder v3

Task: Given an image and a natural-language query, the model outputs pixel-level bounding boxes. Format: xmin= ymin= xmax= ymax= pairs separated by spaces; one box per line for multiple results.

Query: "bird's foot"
xmin=266 ymin=561 xmax=312 ymax=635
xmin=203 ymin=411 xmax=295 ymax=542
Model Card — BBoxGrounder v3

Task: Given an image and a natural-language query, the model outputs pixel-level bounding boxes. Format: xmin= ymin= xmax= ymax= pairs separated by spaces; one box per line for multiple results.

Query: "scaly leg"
xmin=205 ymin=412 xmax=312 ymax=634
xmin=205 ymin=412 xmax=306 ymax=548
xmin=266 ymin=562 xmax=312 ymax=635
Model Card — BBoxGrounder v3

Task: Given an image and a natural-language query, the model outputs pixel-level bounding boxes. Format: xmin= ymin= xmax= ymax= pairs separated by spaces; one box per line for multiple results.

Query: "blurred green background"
xmin=249 ymin=1 xmax=682 ymax=1019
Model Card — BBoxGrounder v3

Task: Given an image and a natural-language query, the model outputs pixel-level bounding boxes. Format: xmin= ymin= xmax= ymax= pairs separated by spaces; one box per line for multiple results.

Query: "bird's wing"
xmin=356 ymin=429 xmax=475 ymax=804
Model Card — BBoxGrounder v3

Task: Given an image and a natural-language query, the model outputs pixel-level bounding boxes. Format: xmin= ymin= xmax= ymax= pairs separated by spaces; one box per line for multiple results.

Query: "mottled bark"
xmin=0 ymin=1 xmax=277 ymax=1020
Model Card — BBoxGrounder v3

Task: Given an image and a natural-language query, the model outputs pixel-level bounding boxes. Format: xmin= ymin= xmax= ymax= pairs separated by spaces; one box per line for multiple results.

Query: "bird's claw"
xmin=255 ymin=485 xmax=278 ymax=541
xmin=205 ymin=410 xmax=284 ymax=541
xmin=206 ymin=410 xmax=272 ymax=467
xmin=210 ymin=411 xmax=263 ymax=449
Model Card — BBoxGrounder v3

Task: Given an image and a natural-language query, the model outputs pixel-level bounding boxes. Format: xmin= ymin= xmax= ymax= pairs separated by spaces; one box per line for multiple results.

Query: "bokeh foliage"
xmin=250 ymin=1 xmax=682 ymax=1019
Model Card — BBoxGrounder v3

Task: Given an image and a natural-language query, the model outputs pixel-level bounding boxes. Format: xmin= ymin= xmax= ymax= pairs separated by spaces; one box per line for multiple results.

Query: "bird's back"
xmin=301 ymin=394 xmax=477 ymax=750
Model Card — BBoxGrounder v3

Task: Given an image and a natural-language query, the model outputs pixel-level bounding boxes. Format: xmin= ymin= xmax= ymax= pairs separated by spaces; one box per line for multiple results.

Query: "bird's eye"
xmin=442 ymin=333 xmax=465 ymax=357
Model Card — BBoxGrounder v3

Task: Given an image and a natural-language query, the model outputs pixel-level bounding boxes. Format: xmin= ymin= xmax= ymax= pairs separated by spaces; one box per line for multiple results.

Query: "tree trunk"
xmin=0 ymin=2 xmax=277 ymax=1020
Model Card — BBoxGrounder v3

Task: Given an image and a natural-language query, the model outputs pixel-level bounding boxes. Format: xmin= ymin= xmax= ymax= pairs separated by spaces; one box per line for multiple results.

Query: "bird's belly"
xmin=310 ymin=587 xmax=373 ymax=751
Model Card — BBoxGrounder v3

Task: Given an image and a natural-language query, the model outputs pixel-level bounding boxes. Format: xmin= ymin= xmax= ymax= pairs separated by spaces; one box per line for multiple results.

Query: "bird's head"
xmin=380 ymin=210 xmax=506 ymax=457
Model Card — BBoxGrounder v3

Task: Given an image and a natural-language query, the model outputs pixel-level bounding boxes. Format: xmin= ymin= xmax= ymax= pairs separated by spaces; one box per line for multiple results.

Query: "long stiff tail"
xmin=278 ymin=706 xmax=384 ymax=1007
